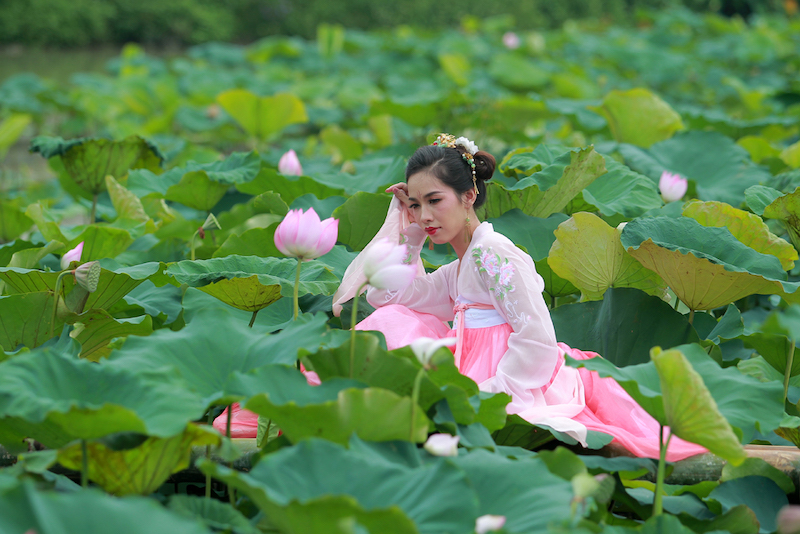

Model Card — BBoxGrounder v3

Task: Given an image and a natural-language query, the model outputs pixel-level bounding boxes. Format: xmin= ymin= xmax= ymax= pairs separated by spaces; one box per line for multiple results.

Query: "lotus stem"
xmin=653 ymin=425 xmax=672 ymax=517
xmin=785 ymin=339 xmax=796 ymax=403
xmin=350 ymin=282 xmax=368 ymax=379
xmin=249 ymin=310 xmax=259 ymax=328
xmin=688 ymin=308 xmax=695 ymax=326
xmin=410 ymin=367 xmax=425 ymax=442
xmin=190 ymin=229 xmax=199 ymax=261
xmin=81 ymin=439 xmax=89 ymax=488
xmin=293 ymin=258 xmax=302 ymax=321
xmin=205 ymin=411 xmax=213 ymax=499
xmin=225 ymin=403 xmax=236 ymax=505
xmin=49 ymin=271 xmax=70 ymax=339
xmin=90 ymin=193 xmax=97 ymax=224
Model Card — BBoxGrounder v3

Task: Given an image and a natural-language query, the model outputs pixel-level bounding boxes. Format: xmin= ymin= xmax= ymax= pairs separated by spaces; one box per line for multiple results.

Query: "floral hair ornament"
xmin=432 ymin=133 xmax=480 ymax=195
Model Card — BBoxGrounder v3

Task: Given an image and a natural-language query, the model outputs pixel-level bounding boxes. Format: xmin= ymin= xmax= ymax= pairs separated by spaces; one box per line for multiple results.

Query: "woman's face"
xmin=406 ymin=171 xmax=469 ymax=245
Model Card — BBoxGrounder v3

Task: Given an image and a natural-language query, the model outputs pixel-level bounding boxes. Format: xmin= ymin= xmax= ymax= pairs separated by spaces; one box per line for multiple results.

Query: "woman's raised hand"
xmin=386 ymin=182 xmax=415 ymax=223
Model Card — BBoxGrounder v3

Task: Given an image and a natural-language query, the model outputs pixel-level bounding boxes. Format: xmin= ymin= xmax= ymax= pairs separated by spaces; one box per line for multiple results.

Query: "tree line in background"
xmin=0 ymin=0 xmax=785 ymax=48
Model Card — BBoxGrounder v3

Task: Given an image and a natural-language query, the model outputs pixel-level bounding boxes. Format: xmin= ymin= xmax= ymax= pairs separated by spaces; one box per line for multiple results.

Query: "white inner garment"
xmin=454 ymin=296 xmax=507 ymax=329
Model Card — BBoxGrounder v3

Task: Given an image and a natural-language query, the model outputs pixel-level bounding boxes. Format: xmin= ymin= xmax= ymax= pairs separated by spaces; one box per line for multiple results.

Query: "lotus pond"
xmin=1 ymin=6 xmax=800 ymax=534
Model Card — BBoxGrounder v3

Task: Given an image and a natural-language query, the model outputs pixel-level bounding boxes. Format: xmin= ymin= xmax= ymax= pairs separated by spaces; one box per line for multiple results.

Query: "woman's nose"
xmin=420 ymin=206 xmax=433 ymax=223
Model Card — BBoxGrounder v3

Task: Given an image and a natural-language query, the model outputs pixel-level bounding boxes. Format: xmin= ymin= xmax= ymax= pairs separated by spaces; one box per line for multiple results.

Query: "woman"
xmin=333 ymin=134 xmax=705 ymax=461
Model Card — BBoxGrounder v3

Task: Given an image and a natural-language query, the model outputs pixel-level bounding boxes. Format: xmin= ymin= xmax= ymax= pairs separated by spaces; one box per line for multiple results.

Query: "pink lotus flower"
xmin=502 ymin=31 xmax=520 ymax=50
xmin=361 ymin=237 xmax=416 ymax=291
xmin=659 ymin=170 xmax=688 ymax=203
xmin=278 ymin=149 xmax=303 ymax=176
xmin=60 ymin=241 xmax=84 ymax=270
xmin=274 ymin=208 xmax=338 ymax=260
xmin=779 ymin=505 xmax=800 ymax=534
xmin=476 ymin=515 xmax=507 ymax=534
xmin=423 ymin=433 xmax=460 ymax=456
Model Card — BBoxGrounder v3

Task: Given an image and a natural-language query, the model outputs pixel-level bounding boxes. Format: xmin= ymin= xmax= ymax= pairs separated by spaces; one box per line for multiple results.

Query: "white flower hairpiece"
xmin=431 ymin=133 xmax=480 ymax=195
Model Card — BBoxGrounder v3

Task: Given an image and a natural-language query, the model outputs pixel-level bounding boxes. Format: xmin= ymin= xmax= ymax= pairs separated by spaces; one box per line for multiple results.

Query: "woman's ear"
xmin=462 ymin=187 xmax=477 ymax=208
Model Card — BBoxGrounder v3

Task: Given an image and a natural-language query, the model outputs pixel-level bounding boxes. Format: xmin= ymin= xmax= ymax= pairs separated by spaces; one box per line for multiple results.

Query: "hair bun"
xmin=473 ymin=151 xmax=496 ymax=182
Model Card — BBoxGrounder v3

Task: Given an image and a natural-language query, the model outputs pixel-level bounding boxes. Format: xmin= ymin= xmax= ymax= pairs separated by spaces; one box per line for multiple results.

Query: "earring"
xmin=464 ymin=212 xmax=472 ymax=245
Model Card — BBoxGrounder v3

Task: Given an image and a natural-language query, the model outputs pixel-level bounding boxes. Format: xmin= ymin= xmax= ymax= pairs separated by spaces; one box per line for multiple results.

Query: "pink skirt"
xmin=358 ymin=305 xmax=707 ymax=462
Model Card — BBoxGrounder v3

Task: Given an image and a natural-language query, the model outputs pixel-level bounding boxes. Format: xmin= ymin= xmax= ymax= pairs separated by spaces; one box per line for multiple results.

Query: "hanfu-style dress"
xmin=331 ymin=198 xmax=707 ymax=461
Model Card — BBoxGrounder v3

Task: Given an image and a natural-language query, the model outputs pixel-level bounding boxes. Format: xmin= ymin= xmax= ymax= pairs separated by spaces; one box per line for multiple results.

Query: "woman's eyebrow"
xmin=407 ymin=190 xmax=443 ymax=202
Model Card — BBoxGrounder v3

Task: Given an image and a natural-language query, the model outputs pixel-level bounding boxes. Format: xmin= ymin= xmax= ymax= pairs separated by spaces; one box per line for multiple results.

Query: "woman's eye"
xmin=429 ymin=198 xmax=440 ymax=204
xmin=409 ymin=203 xmax=420 ymax=209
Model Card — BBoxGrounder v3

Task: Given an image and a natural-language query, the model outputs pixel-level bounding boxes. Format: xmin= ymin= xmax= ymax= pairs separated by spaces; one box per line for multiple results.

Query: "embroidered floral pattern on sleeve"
xmin=472 ymin=246 xmax=515 ymax=300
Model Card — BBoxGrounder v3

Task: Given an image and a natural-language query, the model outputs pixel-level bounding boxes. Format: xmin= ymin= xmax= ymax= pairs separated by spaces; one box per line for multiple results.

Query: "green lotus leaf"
xmin=105 ymin=174 xmax=152 ymax=227
xmin=551 ymin=288 xmax=699 ymax=367
xmin=500 ymin=144 xmax=569 ymax=178
xmin=782 ymin=140 xmax=800 ymax=168
xmin=683 ymin=200 xmax=797 ymax=270
xmin=480 ymin=146 xmax=607 ymax=220
xmin=127 ymin=151 xmax=260 ymax=211
xmin=621 ymin=217 xmax=792 ymax=310
xmin=550 ymin=213 xmax=667 ymax=301
xmin=737 ymin=308 xmax=800 ymax=378
xmin=489 ymin=53 xmax=550 ymax=91
xmin=706 ymin=476 xmax=788 ymax=534
xmin=451 ymin=449 xmax=574 ymax=533
xmin=199 ymin=437 xmax=479 ymax=534
xmin=65 ymin=309 xmax=153 ymax=361
xmin=618 ymin=131 xmax=771 ymax=206
xmin=320 ymin=124 xmax=363 ymax=162
xmin=0 ymin=240 xmax=39 ymax=267
xmin=490 ymin=414 xmax=613 ymax=451
xmin=215 ymin=191 xmax=288 ymax=239
xmin=488 ymin=210 xmax=568 ymax=261
xmin=0 ymin=347 xmax=206 ymax=448
xmin=535 ymin=259 xmax=580 ymax=301
xmin=745 ymin=185 xmax=783 ymax=216
xmin=29 ymin=135 xmax=164 ymax=198
xmin=166 ymin=256 xmax=339 ymax=308
xmin=679 ymin=504 xmax=759 ymax=534
xmin=738 ymin=135 xmax=781 ymax=163
xmin=2 ymin=240 xmax=65 ymax=270
xmin=566 ymin=343 xmax=785 ymax=445
xmin=763 ymin=187 xmax=800 ymax=252
xmin=0 ymin=292 xmax=61 ymax=351
xmin=581 ymin=157 xmax=664 ymax=218
xmin=0 ymin=480 xmax=213 ymax=534
xmin=57 ymin=423 xmax=219 ymax=495
xmin=229 ymin=365 xmax=429 ymax=444
xmin=332 ymin=192 xmax=391 ymax=251
xmin=168 ymin=495 xmax=261 ymax=534
xmin=652 ymin=346 xmax=747 ymax=465
xmin=720 ymin=457 xmax=795 ymax=494
xmin=0 ymin=199 xmax=33 ymax=243
xmin=589 ymin=88 xmax=684 ymax=148
xmin=217 ymin=89 xmax=307 ymax=140
xmin=235 ymin=166 xmax=345 ymax=203
xmin=108 ymin=309 xmax=331 ymax=406
xmin=0 ymin=113 xmax=31 ymax=158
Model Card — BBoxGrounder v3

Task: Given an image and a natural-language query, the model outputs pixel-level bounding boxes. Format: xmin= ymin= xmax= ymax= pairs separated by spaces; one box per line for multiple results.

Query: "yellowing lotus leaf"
xmin=651 ymin=347 xmax=747 ymax=466
xmin=764 ymin=187 xmax=800 ymax=252
xmin=781 ymin=140 xmax=800 ymax=168
xmin=198 ymin=275 xmax=283 ymax=313
xmin=217 ymin=89 xmax=308 ymax=141
xmin=589 ymin=88 xmax=684 ymax=148
xmin=548 ymin=212 xmax=666 ymax=301
xmin=683 ymin=200 xmax=797 ymax=270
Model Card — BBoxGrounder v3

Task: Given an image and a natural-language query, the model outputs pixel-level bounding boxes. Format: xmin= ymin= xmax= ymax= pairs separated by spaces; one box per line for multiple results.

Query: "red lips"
xmin=425 ymin=227 xmax=438 ymax=235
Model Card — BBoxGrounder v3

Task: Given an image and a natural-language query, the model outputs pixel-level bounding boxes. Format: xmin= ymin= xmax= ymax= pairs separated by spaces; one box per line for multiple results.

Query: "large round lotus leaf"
xmin=229 ymin=365 xmax=430 ymax=444
xmin=0 ymin=199 xmax=33 ymax=243
xmin=551 ymin=288 xmax=699 ymax=367
xmin=489 ymin=53 xmax=550 ymax=91
xmin=57 ymin=423 xmax=219 ymax=496
xmin=30 ymin=135 xmax=164 ymax=197
xmin=706 ymin=477 xmax=788 ymax=534
xmin=0 ymin=347 xmax=206 ymax=448
xmin=745 ymin=185 xmax=783 ymax=216
xmin=0 ymin=292 xmax=61 ymax=351
xmin=683 ymin=200 xmax=797 ymax=270
xmin=166 ymin=255 xmax=339 ymax=301
xmin=108 ymin=308 xmax=330 ymax=406
xmin=216 ymin=89 xmax=308 ymax=140
xmin=236 ymin=167 xmax=345 ymax=204
xmin=763 ymin=187 xmax=800 ymax=252
xmin=0 ymin=480 xmax=213 ymax=534
xmin=566 ymin=343 xmax=785 ymax=445
xmin=550 ymin=213 xmax=666 ymax=301
xmin=168 ymin=495 xmax=261 ymax=534
xmin=480 ymin=147 xmax=607 ymax=220
xmin=198 ymin=275 xmax=283 ymax=312
xmin=651 ymin=347 xmax=747 ymax=465
xmin=617 ymin=131 xmax=771 ymax=206
xmin=450 ymin=449 xmax=573 ymax=533
xmin=500 ymin=144 xmax=566 ymax=179
xmin=487 ymin=210 xmax=567 ymax=261
xmin=588 ymin=88 xmax=684 ymax=148
xmin=332 ymin=192 xmax=392 ymax=251
xmin=621 ymin=217 xmax=788 ymax=310
xmin=582 ymin=157 xmax=664 ymax=218
xmin=199 ymin=437 xmax=479 ymax=534
xmin=65 ymin=309 xmax=153 ymax=361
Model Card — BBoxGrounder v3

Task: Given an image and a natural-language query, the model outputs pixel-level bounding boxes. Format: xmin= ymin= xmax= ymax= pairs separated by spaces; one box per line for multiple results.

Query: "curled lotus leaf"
xmin=549 ymin=212 xmax=666 ymax=301
xmin=763 ymin=187 xmax=800 ymax=252
xmin=683 ymin=200 xmax=796 ymax=270
xmin=620 ymin=217 xmax=797 ymax=311
xmin=589 ymin=88 xmax=684 ymax=148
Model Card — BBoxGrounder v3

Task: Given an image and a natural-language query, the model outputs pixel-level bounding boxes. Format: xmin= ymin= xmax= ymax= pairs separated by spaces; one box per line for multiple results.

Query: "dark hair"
xmin=405 ymin=144 xmax=496 ymax=208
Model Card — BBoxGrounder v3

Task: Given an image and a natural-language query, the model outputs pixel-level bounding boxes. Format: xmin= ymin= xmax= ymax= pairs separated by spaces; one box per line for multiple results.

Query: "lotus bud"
xmin=198 ymin=213 xmax=222 ymax=239
xmin=502 ymin=31 xmax=520 ymax=50
xmin=205 ymin=103 xmax=221 ymax=120
xmin=74 ymin=261 xmax=101 ymax=292
xmin=423 ymin=433 xmax=460 ymax=457
xmin=60 ymin=241 xmax=84 ymax=270
xmin=274 ymin=208 xmax=339 ymax=260
xmin=658 ymin=170 xmax=688 ymax=203
xmin=278 ymin=149 xmax=303 ymax=176
xmin=475 ymin=515 xmax=506 ymax=534
xmin=361 ymin=237 xmax=417 ymax=291
xmin=410 ymin=337 xmax=458 ymax=368
xmin=778 ymin=505 xmax=800 ymax=534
